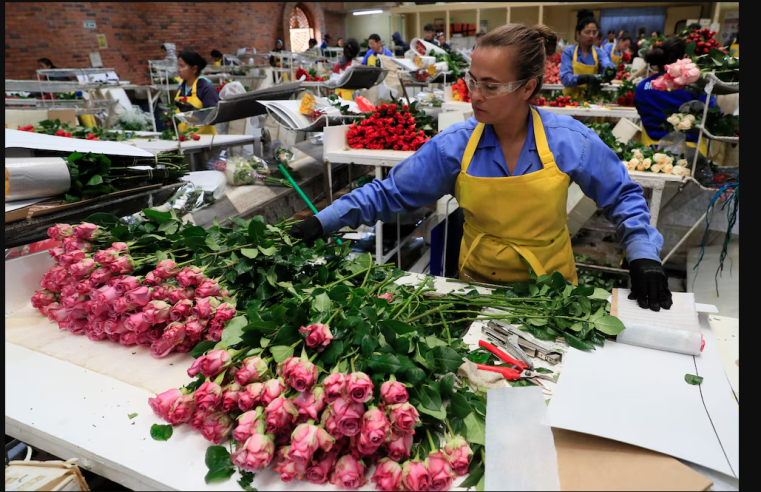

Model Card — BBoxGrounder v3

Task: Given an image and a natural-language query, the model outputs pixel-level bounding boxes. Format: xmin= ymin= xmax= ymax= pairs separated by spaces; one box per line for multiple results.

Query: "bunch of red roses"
xmin=30 ymin=222 xmax=236 ymax=358
xmin=346 ymin=103 xmax=432 ymax=152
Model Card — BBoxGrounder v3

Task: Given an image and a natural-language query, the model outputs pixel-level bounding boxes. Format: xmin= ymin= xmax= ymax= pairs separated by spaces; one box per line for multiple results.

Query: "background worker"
xmin=559 ymin=10 xmax=615 ymax=96
xmin=362 ymin=34 xmax=393 ymax=66
xmin=174 ymin=50 xmax=219 ymax=135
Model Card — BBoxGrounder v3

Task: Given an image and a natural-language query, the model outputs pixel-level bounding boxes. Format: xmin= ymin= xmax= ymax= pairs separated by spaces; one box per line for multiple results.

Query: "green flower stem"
xmin=360 ymin=257 xmax=375 ymax=290
xmin=390 ymin=281 xmax=428 ymax=320
xmin=404 ymin=303 xmax=454 ymax=323
xmin=445 ymin=419 xmax=455 ymax=438
xmin=426 ymin=429 xmax=438 ymax=451
xmin=325 ymin=264 xmax=392 ymax=289
xmin=366 ymin=272 xmax=393 ymax=296
xmin=325 ymin=307 xmax=343 ymax=327
xmin=440 ymin=311 xmax=452 ymax=344
xmin=351 ymin=357 xmax=356 ymax=373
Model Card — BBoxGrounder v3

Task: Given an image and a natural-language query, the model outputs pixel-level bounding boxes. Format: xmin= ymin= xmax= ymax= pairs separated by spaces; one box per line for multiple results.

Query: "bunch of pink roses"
xmin=651 ymin=57 xmax=701 ymax=91
xmin=31 ymin=223 xmax=236 ymax=358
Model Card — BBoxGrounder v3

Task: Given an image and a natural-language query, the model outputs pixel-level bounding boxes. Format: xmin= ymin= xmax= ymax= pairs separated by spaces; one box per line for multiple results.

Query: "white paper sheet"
xmin=5 ymin=129 xmax=154 ymax=158
xmin=5 ymin=197 xmax=48 ymax=213
xmin=548 ymin=332 xmax=738 ymax=478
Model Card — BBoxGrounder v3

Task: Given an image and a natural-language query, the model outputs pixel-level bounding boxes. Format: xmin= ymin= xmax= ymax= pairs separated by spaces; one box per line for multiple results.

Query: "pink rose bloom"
xmin=261 ymin=378 xmax=287 ymax=407
xmin=299 ymin=323 xmax=334 ymax=350
xmin=402 ymin=460 xmax=431 ymax=491
xmin=106 ymin=332 xmax=121 ymax=343
xmin=170 ymin=299 xmax=193 ymax=321
xmin=323 ymin=373 xmax=347 ymax=403
xmin=427 ymin=450 xmax=456 ymax=491
xmin=154 ymin=259 xmax=180 ymax=279
xmin=49 ymin=246 xmax=66 ymax=262
xmin=177 ymin=266 xmax=205 ymax=287
xmin=119 ymin=332 xmax=138 ymax=346
xmin=151 ymin=284 xmax=170 ymax=301
xmin=166 ymin=394 xmax=196 ymax=426
xmin=330 ymin=455 xmax=368 ymax=489
xmin=232 ymin=410 xmax=262 ymax=443
xmin=387 ymin=403 xmax=421 ymax=435
xmin=214 ymin=302 xmax=236 ymax=322
xmin=144 ymin=300 xmax=171 ymax=324
xmin=238 ymin=382 xmax=264 ymax=412
xmin=195 ymin=279 xmax=220 ymax=298
xmin=88 ymin=267 xmax=112 ymax=287
xmin=86 ymin=326 xmax=108 ymax=342
xmin=110 ymin=256 xmax=135 ymax=274
xmin=292 ymin=386 xmax=326 ymax=423
xmin=191 ymin=297 xmax=215 ymax=319
xmin=220 ymin=383 xmax=242 ymax=413
xmin=286 ymin=360 xmax=318 ymax=393
xmin=111 ymin=242 xmax=129 ymax=251
xmin=235 ymin=355 xmax=270 ymax=385
xmin=93 ymin=249 xmax=118 ymax=266
xmin=189 ymin=410 xmax=209 ymax=432
xmin=67 ymin=319 xmax=89 ymax=335
xmin=150 ymin=322 xmax=186 ymax=358
xmin=31 ymin=289 xmax=57 ymax=308
xmin=444 ymin=436 xmax=473 ymax=476
xmin=378 ymin=292 xmax=393 ymax=302
xmin=65 ymin=301 xmax=88 ymax=320
xmin=136 ymin=330 xmax=154 ymax=346
xmin=199 ymin=349 xmax=233 ymax=378
xmin=276 ymin=356 xmax=301 ymax=380
xmin=47 ymin=303 xmax=68 ymax=323
xmin=62 ymin=237 xmax=92 ymax=253
xmin=372 ymin=458 xmax=404 ymax=491
xmin=143 ymin=271 xmax=159 ymax=286
xmin=306 ymin=450 xmax=338 ymax=485
xmin=193 ymin=381 xmax=223 ymax=412
xmin=175 ymin=338 xmax=196 ymax=353
xmin=386 ymin=432 xmax=413 ymax=462
xmin=125 ymin=286 xmax=152 ymax=307
xmin=347 ymin=372 xmax=374 ymax=404
xmin=207 ymin=318 xmax=225 ymax=342
xmin=184 ymin=316 xmax=207 ymax=339
xmin=264 ymin=397 xmax=298 ymax=435
xmin=273 ymin=447 xmax=307 ymax=482
xmin=102 ymin=319 xmax=120 ymax=335
xmin=114 ymin=276 xmax=141 ymax=295
xmin=70 ymin=258 xmax=97 ymax=279
xmin=124 ymin=311 xmax=151 ymax=333
xmin=73 ymin=223 xmax=99 ymax=240
xmin=232 ymin=433 xmax=276 ymax=472
xmin=58 ymin=250 xmax=86 ymax=267
xmin=47 ymin=223 xmax=73 ymax=240
xmin=201 ymin=411 xmax=233 ymax=444
xmin=360 ymin=408 xmax=390 ymax=450
xmin=288 ymin=423 xmax=335 ymax=466
xmin=214 ymin=160 xmax=227 ymax=172
xmin=333 ymin=397 xmax=366 ymax=437
xmin=95 ymin=285 xmax=120 ymax=304
xmin=381 ymin=381 xmax=409 ymax=406
xmin=148 ymin=388 xmax=182 ymax=418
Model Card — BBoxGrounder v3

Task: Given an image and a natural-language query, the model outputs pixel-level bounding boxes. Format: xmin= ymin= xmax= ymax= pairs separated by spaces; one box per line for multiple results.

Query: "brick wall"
xmin=5 ymin=2 xmax=347 ymax=84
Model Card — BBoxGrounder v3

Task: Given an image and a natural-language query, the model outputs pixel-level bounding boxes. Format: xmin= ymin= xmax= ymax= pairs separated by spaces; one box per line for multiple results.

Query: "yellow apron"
xmin=640 ymin=125 xmax=708 ymax=156
xmin=729 ymin=38 xmax=739 ymax=58
xmin=213 ymin=60 xmax=222 ymax=66
xmin=175 ymin=78 xmax=217 ymax=135
xmin=455 ymin=108 xmax=578 ymax=285
xmin=607 ymin=42 xmax=622 ymax=65
xmin=563 ymin=45 xmax=599 ymax=97
xmin=336 ymin=88 xmax=354 ymax=101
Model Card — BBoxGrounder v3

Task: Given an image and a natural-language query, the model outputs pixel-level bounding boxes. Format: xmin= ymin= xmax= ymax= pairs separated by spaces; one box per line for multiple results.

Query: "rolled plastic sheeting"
xmin=5 ymin=157 xmax=70 ymax=202
xmin=409 ymin=38 xmax=448 ymax=56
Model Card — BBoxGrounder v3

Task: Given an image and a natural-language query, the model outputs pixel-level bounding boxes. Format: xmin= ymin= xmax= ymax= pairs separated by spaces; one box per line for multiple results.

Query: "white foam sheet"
xmin=548 ymin=324 xmax=739 ymax=478
xmin=485 ymin=387 xmax=560 ymax=491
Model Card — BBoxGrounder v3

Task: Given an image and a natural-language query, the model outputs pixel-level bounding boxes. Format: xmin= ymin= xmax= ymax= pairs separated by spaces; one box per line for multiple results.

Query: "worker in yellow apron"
xmin=290 ymin=22 xmax=673 ymax=311
xmin=729 ymin=36 xmax=739 ymax=58
xmin=606 ymin=35 xmax=633 ymax=65
xmin=334 ymin=38 xmax=361 ymax=101
xmin=174 ymin=50 xmax=219 ymax=135
xmin=560 ymin=14 xmax=615 ymax=97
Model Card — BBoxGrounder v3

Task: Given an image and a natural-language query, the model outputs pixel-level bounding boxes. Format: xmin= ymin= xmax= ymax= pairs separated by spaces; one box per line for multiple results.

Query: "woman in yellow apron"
xmin=175 ymin=50 xmax=219 ymax=135
xmin=291 ymin=23 xmax=673 ymax=312
xmin=333 ymin=38 xmax=360 ymax=101
xmin=634 ymin=37 xmax=713 ymax=156
xmin=729 ymin=33 xmax=739 ymax=58
xmin=606 ymin=35 xmax=633 ymax=65
xmin=559 ymin=10 xmax=616 ymax=97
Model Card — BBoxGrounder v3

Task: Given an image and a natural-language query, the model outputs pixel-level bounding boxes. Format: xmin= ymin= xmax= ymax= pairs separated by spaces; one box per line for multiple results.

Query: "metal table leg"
xmin=649 ymin=182 xmax=664 ymax=228
xmin=375 ymin=164 xmax=383 ymax=263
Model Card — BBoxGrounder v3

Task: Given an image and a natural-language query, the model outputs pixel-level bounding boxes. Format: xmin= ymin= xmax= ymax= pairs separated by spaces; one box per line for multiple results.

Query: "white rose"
xmin=663 ymin=163 xmax=674 ymax=174
xmin=676 ymin=119 xmax=693 ymax=131
xmin=636 ymin=164 xmax=645 ymax=171
xmin=684 ymin=168 xmax=691 ymax=177
xmin=633 ymin=150 xmax=644 ymax=160
xmin=628 ymin=158 xmax=640 ymax=168
xmin=682 ymin=114 xmax=695 ymax=123
xmin=643 ymin=158 xmax=652 ymax=169
xmin=671 ymin=165 xmax=686 ymax=176
xmin=653 ymin=153 xmax=666 ymax=163
xmin=666 ymin=114 xmax=682 ymax=126
xmin=677 ymin=159 xmax=688 ymax=167
xmin=663 ymin=156 xmax=674 ymax=166
xmin=650 ymin=164 xmax=662 ymax=173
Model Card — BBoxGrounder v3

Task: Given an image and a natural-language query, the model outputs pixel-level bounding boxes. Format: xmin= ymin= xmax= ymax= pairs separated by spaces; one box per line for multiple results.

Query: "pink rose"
xmin=238 ymin=383 xmax=264 ymax=412
xmin=93 ymin=249 xmax=119 ymax=265
xmin=103 ymin=319 xmax=122 ymax=335
xmin=175 ymin=338 xmax=196 ymax=353
xmin=261 ymin=378 xmax=287 ymax=407
xmin=73 ymin=223 xmax=99 ymax=240
xmin=387 ymin=403 xmax=420 ymax=435
xmin=360 ymin=408 xmax=390 ymax=450
xmin=276 ymin=356 xmax=301 ymax=379
xmin=62 ymin=237 xmax=92 ymax=253
xmin=154 ymin=259 xmax=180 ymax=279
xmin=166 ymin=394 xmax=196 ymax=426
xmin=58 ymin=250 xmax=86 ymax=267
xmin=386 ymin=432 xmax=413 ymax=462
xmin=150 ymin=322 xmax=186 ymax=358
xmin=286 ymin=360 xmax=318 ymax=393
xmin=288 ymin=423 xmax=335 ymax=465
xmin=306 ymin=450 xmax=338 ymax=485
xmin=214 ymin=302 xmax=236 ymax=322
xmin=88 ymin=267 xmax=112 ymax=287
xmin=119 ymin=332 xmax=138 ymax=345
xmin=299 ymin=323 xmax=334 ymax=350
xmin=47 ymin=303 xmax=68 ymax=323
xmin=144 ymin=300 xmax=171 ymax=323
xmin=323 ymin=373 xmax=348 ymax=403
xmin=86 ymin=325 xmax=108 ymax=341
xmin=220 ymin=383 xmax=242 ymax=413
xmin=330 ymin=454 xmax=368 ymax=489
xmin=195 ymin=279 xmax=220 ymax=298
xmin=193 ymin=381 xmax=223 ymax=412
xmin=109 ymin=256 xmax=135 ymax=274
xmin=207 ymin=318 xmax=225 ymax=342
xmin=106 ymin=332 xmax=121 ymax=343
xmin=444 ymin=436 xmax=473 ymax=476
xmin=235 ymin=355 xmax=270 ymax=385
xmin=111 ymin=242 xmax=129 ymax=251
xmin=124 ymin=311 xmax=152 ymax=333
xmin=372 ymin=458 xmax=404 ymax=491
xmin=136 ymin=330 xmax=154 ymax=346
xmin=49 ymin=246 xmax=66 ymax=261
xmin=114 ymin=276 xmax=141 ymax=295
xmin=191 ymin=296 xmax=215 ymax=319
xmin=177 ymin=266 xmax=205 ymax=287
xmin=401 ymin=460 xmax=430 ymax=492
xmin=273 ymin=446 xmax=306 ymax=482
xmin=378 ymin=292 xmax=393 ymax=302
xmin=143 ymin=271 xmax=159 ymax=286
xmin=148 ymin=388 xmax=181 ymax=418
xmin=65 ymin=301 xmax=88 ymax=320
xmin=264 ymin=397 xmax=298 ymax=435
xmin=66 ymin=319 xmax=88 ymax=335
xmin=170 ymin=299 xmax=193 ymax=321
xmin=125 ymin=286 xmax=152 ymax=307
xmin=184 ymin=316 xmax=207 ymax=339
xmin=198 ymin=349 xmax=233 ymax=378
xmin=232 ymin=433 xmax=276 ymax=471
xmin=427 ymin=450 xmax=456 ymax=491
xmin=47 ymin=223 xmax=73 ymax=240
xmin=201 ymin=411 xmax=233 ymax=444
xmin=189 ymin=410 xmax=209 ymax=432
xmin=95 ymin=285 xmax=120 ymax=305
xmin=381 ymin=380 xmax=409 ymax=405
xmin=347 ymin=372 xmax=374 ymax=403
xmin=31 ymin=289 xmax=57 ymax=308
xmin=332 ymin=397 xmax=366 ymax=437
xmin=151 ymin=284 xmax=170 ymax=301
xmin=70 ymin=258 xmax=97 ymax=279
xmin=232 ymin=410 xmax=262 ymax=444
xmin=292 ymin=386 xmax=326 ymax=423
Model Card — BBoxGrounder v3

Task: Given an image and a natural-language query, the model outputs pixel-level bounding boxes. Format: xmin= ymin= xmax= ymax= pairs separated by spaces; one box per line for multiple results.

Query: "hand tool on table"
xmin=482 ymin=322 xmax=534 ymax=370
xmin=482 ymin=321 xmax=563 ymax=365
xmin=474 ymin=340 xmax=556 ymax=389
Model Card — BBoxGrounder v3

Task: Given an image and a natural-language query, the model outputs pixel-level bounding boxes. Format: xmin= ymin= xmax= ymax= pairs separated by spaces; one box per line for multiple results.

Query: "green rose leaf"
xmin=459 ymin=464 xmax=484 ymax=490
xmin=150 ymin=424 xmax=173 ymax=441
xmin=84 ymin=213 xmax=120 ymax=228
xmin=379 ymin=319 xmax=417 ymax=335
xmin=464 ymin=412 xmax=486 ymax=445
xmin=205 ymin=236 xmax=221 ymax=251
xmin=189 ymin=340 xmax=217 ymax=359
xmin=85 ymin=174 xmax=103 ymax=186
xmin=204 ymin=446 xmax=234 ymax=483
xmin=259 ymin=245 xmax=277 ymax=256
xmin=319 ymin=340 xmax=344 ymax=366
xmin=403 ymin=366 xmax=426 ymax=385
xmin=449 ymin=392 xmax=473 ymax=419
xmin=589 ymin=288 xmax=612 ymax=300
xmin=424 ymin=335 xmax=447 ymax=348
xmin=312 ymin=292 xmax=332 ymax=312
xmin=269 ymin=345 xmax=295 ymax=363
xmin=220 ymin=316 xmax=248 ymax=347
xmin=593 ymin=315 xmax=626 ymax=336
xmin=366 ymin=353 xmax=405 ymax=374
xmin=563 ymin=332 xmax=596 ymax=351
xmin=685 ymin=374 xmax=704 ymax=385
xmin=241 ymin=248 xmax=259 ymax=259
xmin=433 ymin=346 xmax=463 ymax=373
xmin=440 ymin=374 xmax=455 ymax=398
xmin=143 ymin=209 xmax=174 ymax=224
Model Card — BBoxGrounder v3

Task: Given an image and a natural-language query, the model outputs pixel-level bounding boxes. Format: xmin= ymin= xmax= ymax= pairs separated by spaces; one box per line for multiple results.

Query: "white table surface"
xmin=130 ymin=134 xmax=257 ymax=155
xmin=540 ymin=105 xmax=641 ymax=119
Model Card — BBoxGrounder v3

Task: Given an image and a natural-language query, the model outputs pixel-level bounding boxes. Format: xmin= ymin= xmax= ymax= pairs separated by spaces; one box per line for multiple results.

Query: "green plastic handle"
xmin=278 ymin=163 xmax=342 ymax=245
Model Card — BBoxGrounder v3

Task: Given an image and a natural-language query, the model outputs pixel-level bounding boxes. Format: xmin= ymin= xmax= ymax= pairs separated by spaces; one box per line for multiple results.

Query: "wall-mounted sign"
xmin=89 ymin=52 xmax=103 ymax=68
xmin=83 ymin=20 xmax=97 ymax=29
xmin=96 ymin=34 xmax=108 ymax=49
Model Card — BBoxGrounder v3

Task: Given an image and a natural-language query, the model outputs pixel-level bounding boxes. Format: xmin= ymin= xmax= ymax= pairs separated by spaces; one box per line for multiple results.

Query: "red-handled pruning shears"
xmin=475 ymin=339 xmax=555 ymax=389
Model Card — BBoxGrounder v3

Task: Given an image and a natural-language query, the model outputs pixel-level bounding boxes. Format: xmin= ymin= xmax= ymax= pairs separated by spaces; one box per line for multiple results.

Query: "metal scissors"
xmin=474 ymin=340 xmax=555 ymax=389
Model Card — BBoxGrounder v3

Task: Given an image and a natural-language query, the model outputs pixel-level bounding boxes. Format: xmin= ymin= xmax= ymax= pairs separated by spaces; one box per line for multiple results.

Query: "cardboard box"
xmin=5 ymin=109 xmax=78 ymax=130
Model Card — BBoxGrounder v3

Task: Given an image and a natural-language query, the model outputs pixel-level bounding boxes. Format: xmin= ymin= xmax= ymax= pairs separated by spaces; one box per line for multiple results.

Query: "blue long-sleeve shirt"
xmin=362 ymin=47 xmax=394 ymax=65
xmin=560 ymin=45 xmax=615 ymax=87
xmin=316 ymin=109 xmax=663 ymax=263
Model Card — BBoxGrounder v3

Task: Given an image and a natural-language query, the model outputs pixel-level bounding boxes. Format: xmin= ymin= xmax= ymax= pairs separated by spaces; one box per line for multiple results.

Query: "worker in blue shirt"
xmin=605 ymin=35 xmax=632 ymax=65
xmin=320 ymin=34 xmax=332 ymax=51
xmin=560 ymin=10 xmax=616 ymax=96
xmin=362 ymin=34 xmax=394 ymax=67
xmin=291 ymin=23 xmax=673 ymax=312
xmin=602 ymin=30 xmax=617 ymax=49
xmin=634 ymin=36 xmax=715 ymax=154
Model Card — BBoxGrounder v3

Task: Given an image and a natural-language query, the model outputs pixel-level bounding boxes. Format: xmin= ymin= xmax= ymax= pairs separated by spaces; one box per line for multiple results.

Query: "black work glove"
xmin=289 ymin=216 xmax=324 ymax=247
xmin=628 ymin=259 xmax=673 ymax=312
xmin=577 ymin=74 xmax=601 ymax=87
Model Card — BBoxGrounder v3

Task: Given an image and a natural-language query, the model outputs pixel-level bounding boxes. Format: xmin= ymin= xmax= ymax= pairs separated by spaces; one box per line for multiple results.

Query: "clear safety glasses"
xmin=464 ymin=72 xmax=528 ymax=99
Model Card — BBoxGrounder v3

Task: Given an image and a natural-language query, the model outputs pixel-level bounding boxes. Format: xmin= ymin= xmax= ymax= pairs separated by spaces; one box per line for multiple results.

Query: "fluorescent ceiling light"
xmin=354 ymin=10 xmax=383 ymax=16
